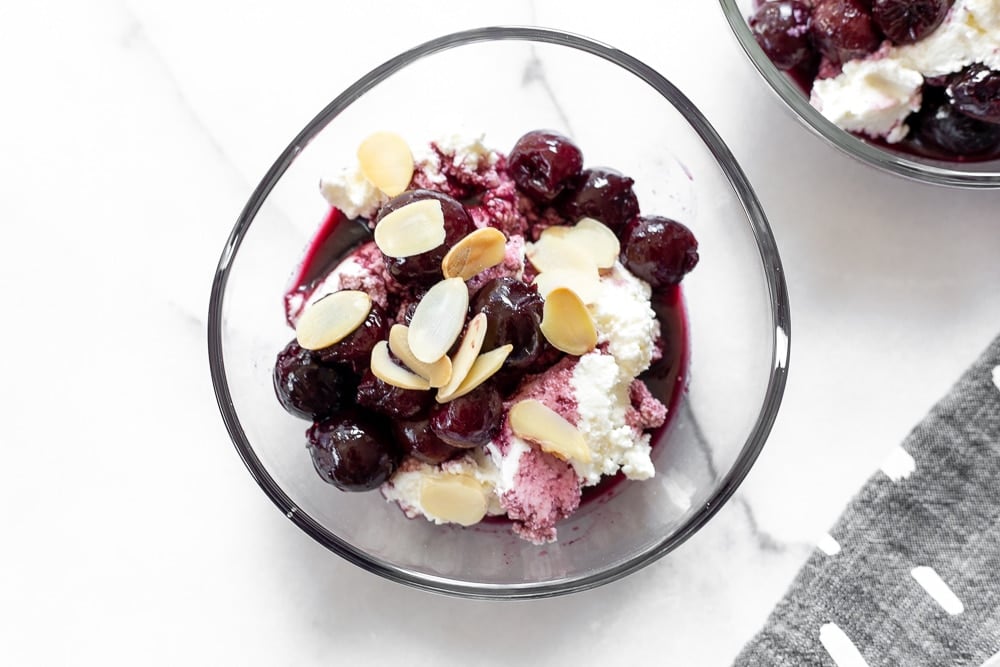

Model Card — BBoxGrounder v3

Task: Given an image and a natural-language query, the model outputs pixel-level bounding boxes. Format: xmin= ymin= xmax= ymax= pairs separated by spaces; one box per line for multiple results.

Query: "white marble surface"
xmin=3 ymin=1 xmax=999 ymax=664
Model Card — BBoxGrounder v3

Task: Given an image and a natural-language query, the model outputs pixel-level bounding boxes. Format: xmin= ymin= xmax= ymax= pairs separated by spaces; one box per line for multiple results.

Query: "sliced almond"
xmin=439 ymin=344 xmax=513 ymax=402
xmin=357 ymin=131 xmax=414 ymax=197
xmin=407 ymin=277 xmax=469 ymax=363
xmin=419 ymin=475 xmax=488 ymax=526
xmin=370 ymin=341 xmax=431 ymax=390
xmin=373 ymin=199 xmax=446 ymax=258
xmin=442 ymin=227 xmax=507 ymax=281
xmin=532 ymin=267 xmax=602 ymax=305
xmin=509 ymin=399 xmax=592 ymax=464
xmin=566 ymin=217 xmax=620 ymax=269
xmin=540 ymin=287 xmax=597 ymax=356
xmin=435 ymin=313 xmax=487 ymax=402
xmin=525 ymin=234 xmax=597 ymax=274
xmin=295 ymin=290 xmax=372 ymax=350
xmin=388 ymin=324 xmax=452 ymax=388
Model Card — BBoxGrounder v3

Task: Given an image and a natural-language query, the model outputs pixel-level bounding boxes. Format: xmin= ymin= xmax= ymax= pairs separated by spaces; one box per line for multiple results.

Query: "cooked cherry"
xmin=393 ymin=417 xmax=462 ymax=464
xmin=375 ymin=189 xmax=474 ymax=286
xmin=508 ymin=130 xmax=584 ymax=203
xmin=355 ymin=369 xmax=433 ymax=419
xmin=949 ymin=64 xmax=1000 ymax=124
xmin=472 ymin=277 xmax=551 ymax=374
xmin=273 ymin=340 xmax=354 ymax=420
xmin=429 ymin=384 xmax=504 ymax=449
xmin=912 ymin=94 xmax=1000 ymax=157
xmin=314 ymin=301 xmax=387 ymax=373
xmin=556 ymin=167 xmax=640 ymax=234
xmin=872 ymin=0 xmax=952 ymax=45
xmin=306 ymin=409 xmax=402 ymax=491
xmin=621 ymin=216 xmax=699 ymax=288
xmin=750 ymin=1 xmax=816 ymax=70
xmin=811 ymin=0 xmax=881 ymax=63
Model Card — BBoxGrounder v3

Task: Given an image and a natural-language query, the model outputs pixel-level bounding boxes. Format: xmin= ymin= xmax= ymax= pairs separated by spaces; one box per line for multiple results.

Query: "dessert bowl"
xmin=720 ymin=0 xmax=1000 ymax=188
xmin=208 ymin=26 xmax=790 ymax=599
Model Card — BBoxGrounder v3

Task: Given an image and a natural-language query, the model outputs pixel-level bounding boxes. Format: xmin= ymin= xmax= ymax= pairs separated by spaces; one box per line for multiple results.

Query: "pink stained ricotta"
xmin=502 ymin=447 xmax=581 ymax=544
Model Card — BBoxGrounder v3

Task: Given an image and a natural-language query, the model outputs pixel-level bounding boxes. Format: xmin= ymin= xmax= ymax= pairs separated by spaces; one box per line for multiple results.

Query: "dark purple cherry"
xmin=273 ymin=340 xmax=354 ymax=420
xmin=912 ymin=94 xmax=1000 ymax=157
xmin=750 ymin=1 xmax=815 ymax=70
xmin=509 ymin=130 xmax=584 ymax=203
xmin=872 ymin=0 xmax=952 ymax=45
xmin=472 ymin=277 xmax=550 ymax=374
xmin=556 ymin=167 xmax=640 ymax=234
xmin=355 ymin=369 xmax=433 ymax=419
xmin=314 ymin=301 xmax=387 ymax=373
xmin=393 ymin=417 xmax=462 ymax=464
xmin=429 ymin=384 xmax=504 ymax=449
xmin=811 ymin=0 xmax=881 ymax=63
xmin=949 ymin=64 xmax=1000 ymax=124
xmin=375 ymin=189 xmax=474 ymax=286
xmin=621 ymin=216 xmax=699 ymax=288
xmin=307 ymin=409 xmax=403 ymax=491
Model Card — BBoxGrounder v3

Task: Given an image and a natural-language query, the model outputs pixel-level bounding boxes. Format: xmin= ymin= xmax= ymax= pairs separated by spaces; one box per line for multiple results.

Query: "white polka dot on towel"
xmin=992 ymin=365 xmax=1000 ymax=392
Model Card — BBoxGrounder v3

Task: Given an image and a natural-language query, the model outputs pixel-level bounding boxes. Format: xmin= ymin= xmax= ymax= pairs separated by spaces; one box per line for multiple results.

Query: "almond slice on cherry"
xmin=407 ymin=277 xmax=469 ymax=364
xmin=539 ymin=287 xmax=597 ymax=356
xmin=435 ymin=312 xmax=487 ymax=402
xmin=373 ymin=199 xmax=446 ymax=258
xmin=437 ymin=344 xmax=512 ymax=403
xmin=370 ymin=341 xmax=431 ymax=391
xmin=508 ymin=399 xmax=592 ymax=464
xmin=388 ymin=324 xmax=452 ymax=388
xmin=419 ymin=475 xmax=488 ymax=526
xmin=532 ymin=267 xmax=602 ymax=305
xmin=357 ymin=131 xmax=414 ymax=197
xmin=295 ymin=290 xmax=372 ymax=350
xmin=525 ymin=234 xmax=596 ymax=274
xmin=442 ymin=227 xmax=507 ymax=281
xmin=565 ymin=217 xmax=620 ymax=269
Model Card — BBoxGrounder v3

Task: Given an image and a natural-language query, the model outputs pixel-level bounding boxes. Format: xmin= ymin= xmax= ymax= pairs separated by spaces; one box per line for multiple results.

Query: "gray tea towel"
xmin=735 ymin=333 xmax=1000 ymax=667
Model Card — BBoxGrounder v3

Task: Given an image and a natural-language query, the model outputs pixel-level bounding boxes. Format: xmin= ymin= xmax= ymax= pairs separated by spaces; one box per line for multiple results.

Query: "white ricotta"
xmin=319 ymin=165 xmax=387 ymax=220
xmin=381 ymin=450 xmax=503 ymax=524
xmin=809 ymin=0 xmax=1000 ymax=142
xmin=567 ymin=263 xmax=660 ymax=485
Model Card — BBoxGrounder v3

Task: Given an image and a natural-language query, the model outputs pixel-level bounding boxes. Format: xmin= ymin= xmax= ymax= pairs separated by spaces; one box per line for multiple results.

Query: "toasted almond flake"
xmin=439 ymin=344 xmax=513 ymax=402
xmin=370 ymin=341 xmax=431 ymax=390
xmin=569 ymin=217 xmax=620 ymax=269
xmin=525 ymin=234 xmax=597 ymax=274
xmin=357 ymin=131 xmax=414 ymax=197
xmin=419 ymin=475 xmax=488 ymax=526
xmin=388 ymin=324 xmax=452 ymax=388
xmin=509 ymin=399 xmax=592 ymax=464
xmin=408 ymin=277 xmax=469 ymax=363
xmin=540 ymin=287 xmax=597 ymax=356
xmin=373 ymin=199 xmax=446 ymax=258
xmin=436 ymin=313 xmax=488 ymax=402
xmin=295 ymin=290 xmax=372 ymax=350
xmin=442 ymin=227 xmax=507 ymax=281
xmin=532 ymin=267 xmax=602 ymax=304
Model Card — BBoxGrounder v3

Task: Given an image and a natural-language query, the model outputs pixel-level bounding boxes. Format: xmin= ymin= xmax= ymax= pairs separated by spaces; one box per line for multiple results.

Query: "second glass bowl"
xmin=720 ymin=0 xmax=1000 ymax=188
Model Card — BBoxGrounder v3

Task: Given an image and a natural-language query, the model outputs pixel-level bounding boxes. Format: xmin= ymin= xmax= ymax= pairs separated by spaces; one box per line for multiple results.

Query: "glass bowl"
xmin=719 ymin=0 xmax=1000 ymax=188
xmin=207 ymin=26 xmax=790 ymax=599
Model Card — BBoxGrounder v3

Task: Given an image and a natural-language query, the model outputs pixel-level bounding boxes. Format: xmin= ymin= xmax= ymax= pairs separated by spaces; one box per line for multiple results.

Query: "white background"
xmin=2 ymin=1 xmax=998 ymax=664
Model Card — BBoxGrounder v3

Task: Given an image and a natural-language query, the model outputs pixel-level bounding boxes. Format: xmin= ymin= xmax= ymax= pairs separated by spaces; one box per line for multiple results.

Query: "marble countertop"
xmin=3 ymin=0 xmax=998 ymax=664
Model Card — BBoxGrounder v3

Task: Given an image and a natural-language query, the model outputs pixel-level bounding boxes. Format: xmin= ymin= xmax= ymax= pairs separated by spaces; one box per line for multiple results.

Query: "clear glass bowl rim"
xmin=718 ymin=0 xmax=1000 ymax=189
xmin=207 ymin=25 xmax=791 ymax=600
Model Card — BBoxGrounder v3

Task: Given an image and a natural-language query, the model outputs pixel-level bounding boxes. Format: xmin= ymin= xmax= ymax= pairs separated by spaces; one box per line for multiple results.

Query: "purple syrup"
xmin=283 ymin=208 xmax=372 ymax=327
